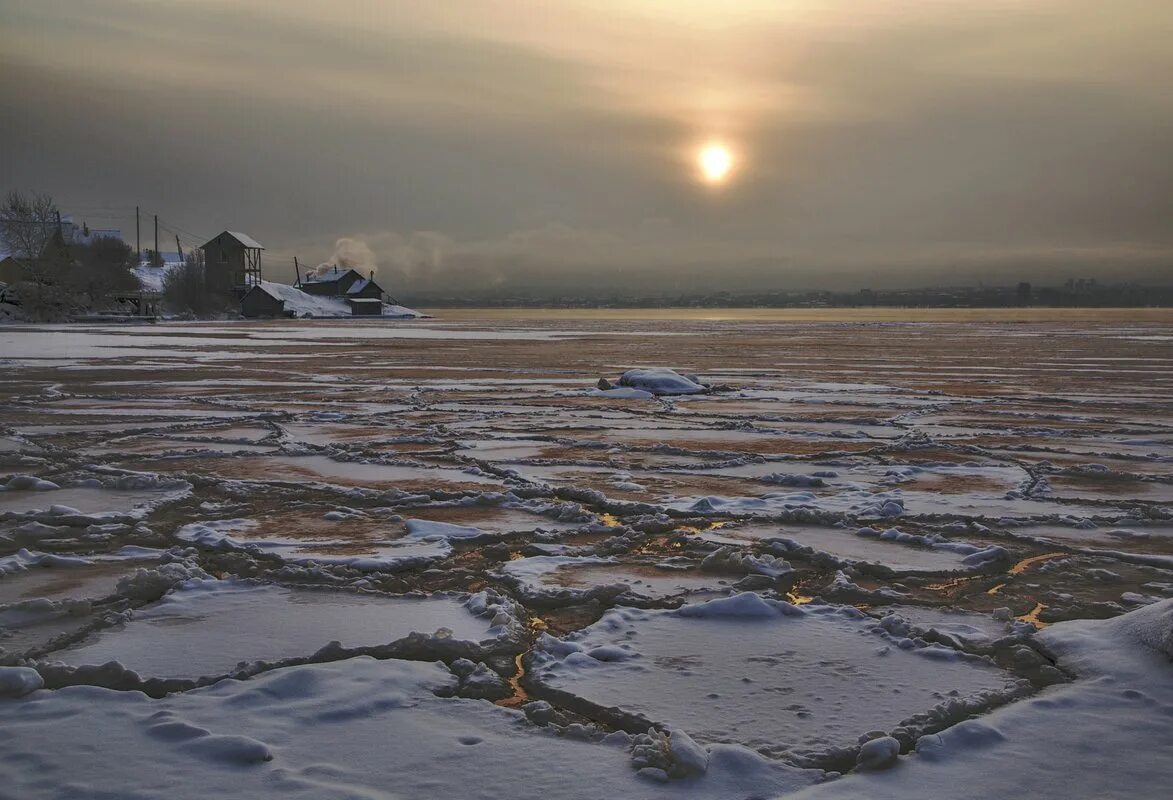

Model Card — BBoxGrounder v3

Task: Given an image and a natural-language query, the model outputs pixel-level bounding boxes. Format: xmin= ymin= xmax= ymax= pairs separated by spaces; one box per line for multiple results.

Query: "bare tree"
xmin=0 ymin=191 xmax=78 ymax=319
xmin=0 ymin=190 xmax=59 ymax=263
xmin=163 ymin=250 xmax=216 ymax=315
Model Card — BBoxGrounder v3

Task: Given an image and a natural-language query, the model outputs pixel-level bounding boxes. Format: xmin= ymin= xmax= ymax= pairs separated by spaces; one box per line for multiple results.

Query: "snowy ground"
xmin=0 ymin=312 xmax=1171 ymax=798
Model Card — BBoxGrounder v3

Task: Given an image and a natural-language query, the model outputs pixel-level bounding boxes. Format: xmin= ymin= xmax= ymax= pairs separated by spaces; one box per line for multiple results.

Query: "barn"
xmin=240 ymin=284 xmax=287 ymax=318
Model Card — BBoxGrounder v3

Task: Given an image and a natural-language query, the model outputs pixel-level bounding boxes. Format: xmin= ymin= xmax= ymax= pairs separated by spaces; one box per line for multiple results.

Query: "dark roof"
xmin=301 ymin=267 xmax=362 ymax=285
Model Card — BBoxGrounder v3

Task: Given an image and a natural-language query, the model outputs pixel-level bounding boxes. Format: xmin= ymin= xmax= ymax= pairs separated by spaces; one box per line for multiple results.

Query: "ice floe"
xmin=47 ymin=579 xmax=510 ymax=681
xmin=532 ymin=594 xmax=1021 ymax=763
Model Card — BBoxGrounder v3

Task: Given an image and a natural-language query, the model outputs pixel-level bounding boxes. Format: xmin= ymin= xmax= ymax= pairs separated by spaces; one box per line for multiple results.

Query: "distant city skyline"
xmin=2 ymin=1 xmax=1170 ymax=293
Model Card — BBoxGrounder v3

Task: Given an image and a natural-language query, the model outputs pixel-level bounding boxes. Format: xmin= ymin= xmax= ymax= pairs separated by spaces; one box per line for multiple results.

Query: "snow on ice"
xmin=532 ymin=593 xmax=1021 ymax=763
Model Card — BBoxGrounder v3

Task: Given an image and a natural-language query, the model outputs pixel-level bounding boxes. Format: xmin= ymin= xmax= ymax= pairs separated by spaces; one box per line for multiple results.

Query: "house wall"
xmin=203 ymin=233 xmax=248 ymax=295
xmin=347 ymin=299 xmax=382 ymax=316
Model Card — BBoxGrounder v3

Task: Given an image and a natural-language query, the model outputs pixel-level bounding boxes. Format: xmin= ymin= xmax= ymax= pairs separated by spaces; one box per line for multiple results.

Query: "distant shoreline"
xmin=412 ymin=307 xmax=1173 ymax=323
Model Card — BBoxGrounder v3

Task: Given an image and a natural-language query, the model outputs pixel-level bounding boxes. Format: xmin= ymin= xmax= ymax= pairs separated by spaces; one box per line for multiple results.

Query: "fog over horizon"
xmin=2 ymin=0 xmax=1170 ymax=295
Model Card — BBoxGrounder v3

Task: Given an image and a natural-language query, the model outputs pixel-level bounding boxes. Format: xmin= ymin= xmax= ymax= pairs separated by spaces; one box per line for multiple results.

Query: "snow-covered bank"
xmin=791 ymin=598 xmax=1173 ymax=799
xmin=252 ymin=281 xmax=426 ymax=318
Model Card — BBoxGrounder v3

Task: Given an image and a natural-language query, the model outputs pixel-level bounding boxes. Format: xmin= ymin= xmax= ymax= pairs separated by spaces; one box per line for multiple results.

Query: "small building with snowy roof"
xmin=200 ymin=231 xmax=264 ymax=295
xmin=240 ymin=284 xmax=289 ymax=318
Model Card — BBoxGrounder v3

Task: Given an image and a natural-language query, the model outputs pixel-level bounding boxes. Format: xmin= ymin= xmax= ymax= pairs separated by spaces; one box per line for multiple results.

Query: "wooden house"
xmin=200 ymin=231 xmax=263 ymax=295
xmin=298 ymin=267 xmax=384 ymax=300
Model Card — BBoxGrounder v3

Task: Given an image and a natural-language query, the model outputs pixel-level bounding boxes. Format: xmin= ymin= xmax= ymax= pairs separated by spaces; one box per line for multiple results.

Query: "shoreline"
xmin=407 ymin=307 xmax=1173 ymax=323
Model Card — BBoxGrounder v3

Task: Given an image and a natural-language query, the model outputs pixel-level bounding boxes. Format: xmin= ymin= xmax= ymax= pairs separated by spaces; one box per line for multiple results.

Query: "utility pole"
xmin=175 ymin=235 xmax=184 ymax=264
xmin=135 ymin=206 xmax=141 ymax=262
xmin=294 ymin=256 xmax=301 ymax=286
xmin=153 ymin=215 xmax=159 ymax=267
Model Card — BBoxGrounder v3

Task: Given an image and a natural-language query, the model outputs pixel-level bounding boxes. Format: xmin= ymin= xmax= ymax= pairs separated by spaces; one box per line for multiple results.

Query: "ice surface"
xmin=705 ymin=524 xmax=975 ymax=573
xmin=0 ymin=559 xmax=141 ymax=605
xmin=2 ymin=316 xmax=1170 ymax=797
xmin=0 ymin=484 xmax=188 ymax=518
xmin=533 ymin=594 xmax=1016 ymax=759
xmin=176 ymin=517 xmax=454 ymax=570
xmin=502 ymin=555 xmax=733 ymax=600
xmin=52 ymin=579 xmax=498 ymax=679
xmin=136 ymin=454 xmax=503 ymax=491
xmin=0 ymin=656 xmax=821 ymax=799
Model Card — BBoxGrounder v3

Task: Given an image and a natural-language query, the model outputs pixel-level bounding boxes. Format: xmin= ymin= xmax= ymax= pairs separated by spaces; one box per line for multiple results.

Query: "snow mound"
xmin=404 ymin=518 xmax=485 ymax=541
xmin=618 ymin=368 xmax=709 ymax=395
xmin=130 ymin=263 xmax=182 ymax=293
xmin=676 ymin=591 xmax=800 ymax=619
xmin=0 ymin=666 xmax=44 ymax=698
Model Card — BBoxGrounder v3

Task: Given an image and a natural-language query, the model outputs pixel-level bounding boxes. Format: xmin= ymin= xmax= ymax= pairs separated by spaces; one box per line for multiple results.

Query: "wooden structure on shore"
xmin=200 ymin=231 xmax=263 ymax=295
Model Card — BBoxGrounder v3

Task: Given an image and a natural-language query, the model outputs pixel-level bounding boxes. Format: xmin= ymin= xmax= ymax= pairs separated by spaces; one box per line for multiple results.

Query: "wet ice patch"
xmin=49 ymin=579 xmax=500 ymax=680
xmin=533 ymin=594 xmax=1018 ymax=761
xmin=0 ymin=477 xmax=190 ymax=520
xmin=0 ymin=555 xmax=143 ymax=605
xmin=705 ymin=524 xmax=980 ymax=573
xmin=176 ymin=517 xmax=453 ymax=571
xmin=130 ymin=454 xmax=503 ymax=493
xmin=872 ymin=606 xmax=1019 ymax=649
xmin=502 ymin=555 xmax=734 ymax=601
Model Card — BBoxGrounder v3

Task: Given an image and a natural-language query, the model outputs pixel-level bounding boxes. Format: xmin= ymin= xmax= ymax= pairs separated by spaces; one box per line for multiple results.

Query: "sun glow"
xmin=697 ymin=143 xmax=734 ymax=185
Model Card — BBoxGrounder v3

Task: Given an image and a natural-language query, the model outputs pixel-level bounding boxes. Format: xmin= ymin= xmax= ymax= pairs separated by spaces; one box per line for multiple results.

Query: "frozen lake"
xmin=1 ymin=313 xmax=1171 ymax=799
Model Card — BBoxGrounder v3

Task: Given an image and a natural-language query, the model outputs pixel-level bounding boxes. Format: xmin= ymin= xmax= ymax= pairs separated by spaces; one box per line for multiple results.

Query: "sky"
xmin=2 ymin=0 xmax=1170 ymax=296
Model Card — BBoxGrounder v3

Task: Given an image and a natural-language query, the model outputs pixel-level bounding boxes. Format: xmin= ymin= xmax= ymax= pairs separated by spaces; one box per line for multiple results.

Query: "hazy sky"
xmin=2 ymin=1 xmax=1170 ymax=294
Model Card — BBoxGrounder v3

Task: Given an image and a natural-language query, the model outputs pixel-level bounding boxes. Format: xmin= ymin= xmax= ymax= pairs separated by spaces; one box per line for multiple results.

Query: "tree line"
xmin=0 ymin=190 xmax=228 ymax=320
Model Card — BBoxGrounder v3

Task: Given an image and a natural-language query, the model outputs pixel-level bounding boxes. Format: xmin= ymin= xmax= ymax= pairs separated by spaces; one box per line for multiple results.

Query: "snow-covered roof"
xmin=346 ymin=278 xmax=372 ymax=294
xmin=245 ymin=284 xmax=282 ymax=301
xmin=201 ymin=231 xmax=264 ymax=250
xmin=226 ymin=231 xmax=264 ymax=249
xmin=301 ymin=267 xmax=361 ymax=285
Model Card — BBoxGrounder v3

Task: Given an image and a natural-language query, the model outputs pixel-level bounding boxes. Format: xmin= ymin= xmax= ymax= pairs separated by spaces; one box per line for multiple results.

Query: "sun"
xmin=697 ymin=143 xmax=734 ymax=185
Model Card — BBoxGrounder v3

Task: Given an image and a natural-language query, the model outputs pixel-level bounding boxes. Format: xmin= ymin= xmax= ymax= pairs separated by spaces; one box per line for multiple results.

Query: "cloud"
xmin=1 ymin=0 xmax=1169 ymax=294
